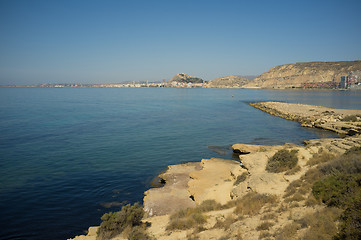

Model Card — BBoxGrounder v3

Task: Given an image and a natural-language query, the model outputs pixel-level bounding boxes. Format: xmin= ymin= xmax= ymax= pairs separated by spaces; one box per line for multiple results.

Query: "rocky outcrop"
xmin=69 ymin=102 xmax=361 ymax=240
xmin=243 ymin=60 xmax=361 ymax=89
xmin=251 ymin=101 xmax=361 ymax=135
xmin=168 ymin=73 xmax=204 ymax=84
xmin=143 ymin=162 xmax=200 ymax=217
xmin=207 ymin=75 xmax=250 ymax=88
xmin=143 ymin=158 xmax=247 ymax=216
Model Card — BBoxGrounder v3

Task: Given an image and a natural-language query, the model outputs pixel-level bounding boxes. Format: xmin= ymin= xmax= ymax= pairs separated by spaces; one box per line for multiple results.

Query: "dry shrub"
xmin=285 ymin=165 xmax=301 ymax=175
xmin=284 ymin=192 xmax=305 ymax=203
xmin=256 ymin=221 xmax=274 ymax=231
xmin=258 ymin=231 xmax=272 ymax=239
xmin=234 ymin=172 xmax=248 ymax=185
xmin=186 ymin=232 xmax=200 ymax=240
xmin=167 ymin=206 xmax=208 ymax=231
xmin=299 ymin=207 xmax=342 ymax=239
xmin=197 ymin=199 xmax=222 ymax=212
xmin=289 ymin=202 xmax=300 ymax=208
xmin=284 ymin=179 xmax=302 ymax=198
xmin=261 ymin=213 xmax=277 ymax=220
xmin=305 ymin=195 xmax=319 ymax=207
xmin=128 ymin=226 xmax=153 ymax=240
xmin=307 ymin=152 xmax=335 ymax=166
xmin=276 ymin=203 xmax=288 ymax=213
xmin=274 ymin=222 xmax=300 ymax=240
xmin=234 ymin=192 xmax=278 ymax=216
xmin=342 ymin=115 xmax=359 ymax=122
xmin=302 ymin=167 xmax=323 ymax=185
xmin=266 ymin=149 xmax=298 ymax=173
xmin=213 ymin=216 xmax=237 ymax=230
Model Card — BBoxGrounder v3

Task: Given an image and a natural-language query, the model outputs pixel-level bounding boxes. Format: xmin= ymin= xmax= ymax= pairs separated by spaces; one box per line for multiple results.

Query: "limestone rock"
xmin=188 ymin=158 xmax=246 ymax=205
xmin=143 ymin=162 xmax=200 ymax=216
xmin=232 ymin=143 xmax=273 ymax=154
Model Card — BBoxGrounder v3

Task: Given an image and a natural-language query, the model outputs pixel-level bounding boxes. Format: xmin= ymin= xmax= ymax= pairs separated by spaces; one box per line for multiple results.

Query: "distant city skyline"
xmin=1 ymin=0 xmax=361 ymax=85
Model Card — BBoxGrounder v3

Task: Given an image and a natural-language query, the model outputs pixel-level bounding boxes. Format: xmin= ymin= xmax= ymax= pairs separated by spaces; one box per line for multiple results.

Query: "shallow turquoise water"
xmin=0 ymin=88 xmax=360 ymax=239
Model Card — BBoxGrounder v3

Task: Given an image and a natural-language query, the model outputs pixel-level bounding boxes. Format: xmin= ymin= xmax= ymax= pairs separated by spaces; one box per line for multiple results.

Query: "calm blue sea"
xmin=1 ymin=88 xmax=360 ymax=240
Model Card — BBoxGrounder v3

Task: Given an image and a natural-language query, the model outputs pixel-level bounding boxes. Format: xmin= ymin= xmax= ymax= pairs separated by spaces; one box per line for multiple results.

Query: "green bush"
xmin=312 ymin=173 xmax=361 ymax=207
xmin=97 ymin=203 xmax=144 ymax=240
xmin=335 ymin=198 xmax=361 ymax=240
xmin=266 ymin=149 xmax=298 ymax=173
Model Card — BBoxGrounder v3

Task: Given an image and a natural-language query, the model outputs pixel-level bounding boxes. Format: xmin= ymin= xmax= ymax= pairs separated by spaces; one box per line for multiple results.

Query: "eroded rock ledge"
xmin=251 ymin=101 xmax=361 ymax=135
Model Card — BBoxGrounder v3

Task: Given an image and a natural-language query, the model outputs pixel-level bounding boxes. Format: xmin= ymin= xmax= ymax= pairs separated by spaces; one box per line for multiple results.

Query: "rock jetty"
xmin=251 ymin=101 xmax=361 ymax=136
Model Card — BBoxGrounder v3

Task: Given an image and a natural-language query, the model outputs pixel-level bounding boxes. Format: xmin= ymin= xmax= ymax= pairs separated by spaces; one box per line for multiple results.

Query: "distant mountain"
xmin=207 ymin=75 xmax=250 ymax=88
xmin=168 ymin=73 xmax=205 ymax=84
xmin=243 ymin=60 xmax=361 ymax=89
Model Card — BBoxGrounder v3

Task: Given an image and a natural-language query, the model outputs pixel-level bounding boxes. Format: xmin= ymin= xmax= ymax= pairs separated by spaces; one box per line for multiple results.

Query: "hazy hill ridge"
xmin=207 ymin=75 xmax=250 ymax=88
xmin=243 ymin=60 xmax=361 ymax=89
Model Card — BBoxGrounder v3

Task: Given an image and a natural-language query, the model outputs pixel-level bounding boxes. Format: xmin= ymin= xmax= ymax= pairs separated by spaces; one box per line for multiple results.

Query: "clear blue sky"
xmin=0 ymin=0 xmax=360 ymax=85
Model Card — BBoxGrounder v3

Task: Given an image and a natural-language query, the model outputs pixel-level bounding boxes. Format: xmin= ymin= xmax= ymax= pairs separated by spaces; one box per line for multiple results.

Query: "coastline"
xmin=69 ymin=101 xmax=361 ymax=240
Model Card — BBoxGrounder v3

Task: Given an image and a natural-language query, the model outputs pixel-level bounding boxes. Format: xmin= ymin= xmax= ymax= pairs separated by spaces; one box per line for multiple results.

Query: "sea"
xmin=1 ymin=87 xmax=361 ymax=240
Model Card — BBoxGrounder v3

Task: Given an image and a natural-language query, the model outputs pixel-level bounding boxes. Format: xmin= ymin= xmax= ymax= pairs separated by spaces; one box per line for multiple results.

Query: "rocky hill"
xmin=168 ymin=73 xmax=204 ymax=84
xmin=207 ymin=75 xmax=250 ymax=88
xmin=243 ymin=60 xmax=361 ymax=89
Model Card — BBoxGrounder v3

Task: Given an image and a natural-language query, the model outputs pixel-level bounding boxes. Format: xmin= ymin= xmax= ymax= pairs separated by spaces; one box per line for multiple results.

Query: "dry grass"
xmin=285 ymin=165 xmax=301 ymax=175
xmin=274 ymin=222 xmax=300 ymax=240
xmin=284 ymin=179 xmax=302 ymax=198
xmin=284 ymin=192 xmax=305 ymax=203
xmin=213 ymin=216 xmax=237 ymax=230
xmin=234 ymin=192 xmax=278 ymax=216
xmin=305 ymin=195 xmax=319 ymax=207
xmin=261 ymin=213 xmax=277 ymax=221
xmin=297 ymin=207 xmax=342 ymax=239
xmin=307 ymin=151 xmax=335 ymax=166
xmin=167 ymin=208 xmax=207 ymax=231
xmin=196 ymin=199 xmax=222 ymax=212
xmin=258 ymin=231 xmax=272 ymax=239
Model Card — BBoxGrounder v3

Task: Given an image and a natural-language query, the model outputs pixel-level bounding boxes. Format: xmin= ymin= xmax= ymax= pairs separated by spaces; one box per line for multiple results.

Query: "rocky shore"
xmin=70 ymin=101 xmax=361 ymax=240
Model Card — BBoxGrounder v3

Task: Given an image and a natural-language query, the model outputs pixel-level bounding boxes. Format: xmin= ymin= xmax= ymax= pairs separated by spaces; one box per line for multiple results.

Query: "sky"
xmin=0 ymin=0 xmax=361 ymax=85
